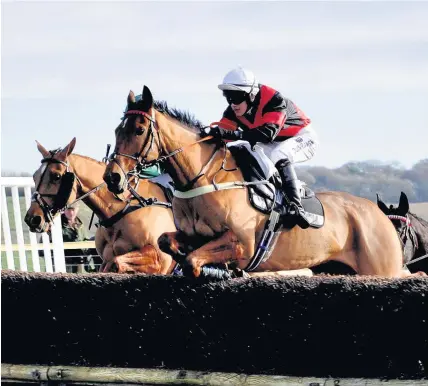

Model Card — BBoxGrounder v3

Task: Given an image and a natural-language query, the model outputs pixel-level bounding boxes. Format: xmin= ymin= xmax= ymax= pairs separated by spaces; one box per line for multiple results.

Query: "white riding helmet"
xmin=218 ymin=66 xmax=259 ymax=98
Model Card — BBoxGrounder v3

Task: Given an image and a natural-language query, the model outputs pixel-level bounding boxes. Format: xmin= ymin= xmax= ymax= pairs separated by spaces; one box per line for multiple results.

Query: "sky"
xmin=1 ymin=0 xmax=428 ymax=174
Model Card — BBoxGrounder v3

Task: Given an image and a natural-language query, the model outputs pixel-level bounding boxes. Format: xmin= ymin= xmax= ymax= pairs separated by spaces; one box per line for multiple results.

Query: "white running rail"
xmin=0 ymin=177 xmax=66 ymax=273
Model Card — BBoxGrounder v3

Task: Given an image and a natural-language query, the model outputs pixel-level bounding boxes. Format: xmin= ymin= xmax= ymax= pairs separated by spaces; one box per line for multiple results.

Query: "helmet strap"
xmin=249 ymin=73 xmax=260 ymax=99
xmin=244 ymin=93 xmax=253 ymax=114
xmin=246 ymin=80 xmax=257 ymax=107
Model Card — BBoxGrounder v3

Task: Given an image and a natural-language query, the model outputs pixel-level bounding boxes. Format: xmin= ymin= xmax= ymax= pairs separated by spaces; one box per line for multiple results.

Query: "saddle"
xmin=227 ymin=141 xmax=325 ymax=230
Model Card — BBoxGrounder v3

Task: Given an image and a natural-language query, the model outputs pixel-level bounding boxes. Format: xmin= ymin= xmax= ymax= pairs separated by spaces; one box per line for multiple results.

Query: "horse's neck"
xmin=69 ymin=155 xmax=131 ymax=220
xmin=410 ymin=213 xmax=428 ymax=254
xmin=158 ymin=114 xmax=230 ymax=187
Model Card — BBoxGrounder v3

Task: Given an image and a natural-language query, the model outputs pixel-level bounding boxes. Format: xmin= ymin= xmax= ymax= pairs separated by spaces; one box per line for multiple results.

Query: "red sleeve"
xmin=217 ymin=106 xmax=238 ymax=131
xmin=218 ymin=117 xmax=238 ymax=131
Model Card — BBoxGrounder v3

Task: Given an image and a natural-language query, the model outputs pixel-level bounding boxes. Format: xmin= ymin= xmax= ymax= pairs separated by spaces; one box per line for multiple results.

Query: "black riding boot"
xmin=276 ymin=159 xmax=311 ymax=229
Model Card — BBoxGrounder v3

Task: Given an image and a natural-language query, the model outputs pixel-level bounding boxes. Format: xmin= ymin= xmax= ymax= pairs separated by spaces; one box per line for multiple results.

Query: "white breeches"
xmin=257 ymin=124 xmax=319 ymax=165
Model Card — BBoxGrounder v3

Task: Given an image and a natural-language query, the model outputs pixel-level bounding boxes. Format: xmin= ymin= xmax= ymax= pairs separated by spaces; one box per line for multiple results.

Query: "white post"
xmin=1 ymin=186 xmax=15 ymax=270
xmin=11 ymin=186 xmax=27 ymax=271
xmin=1 ymin=177 xmax=67 ymax=273
xmin=51 ymin=216 xmax=66 ymax=273
xmin=41 ymin=232 xmax=53 ymax=273
xmin=23 ymin=186 xmax=41 ymax=272
xmin=0 ymin=183 xmax=2 ymax=249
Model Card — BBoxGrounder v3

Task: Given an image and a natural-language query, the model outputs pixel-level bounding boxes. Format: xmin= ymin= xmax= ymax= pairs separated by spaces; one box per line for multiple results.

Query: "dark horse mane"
xmin=153 ymin=100 xmax=206 ymax=131
xmin=408 ymin=211 xmax=428 ymax=250
xmin=120 ymin=98 xmax=206 ymax=136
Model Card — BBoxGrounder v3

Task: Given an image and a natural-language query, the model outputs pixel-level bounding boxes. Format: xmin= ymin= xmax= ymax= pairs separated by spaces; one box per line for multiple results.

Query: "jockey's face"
xmin=223 ymin=91 xmax=248 ymax=117
xmin=231 ymin=100 xmax=248 ymax=117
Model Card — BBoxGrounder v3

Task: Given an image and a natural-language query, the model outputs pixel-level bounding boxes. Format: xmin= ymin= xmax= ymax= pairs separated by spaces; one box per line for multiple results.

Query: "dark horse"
xmin=377 ymin=191 xmax=428 ymax=274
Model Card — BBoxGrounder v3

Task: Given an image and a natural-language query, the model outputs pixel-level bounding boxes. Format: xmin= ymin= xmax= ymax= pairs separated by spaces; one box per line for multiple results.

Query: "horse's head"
xmin=24 ymin=138 xmax=79 ymax=233
xmin=377 ymin=191 xmax=410 ymax=227
xmin=377 ymin=191 xmax=418 ymax=264
xmin=103 ymin=86 xmax=159 ymax=194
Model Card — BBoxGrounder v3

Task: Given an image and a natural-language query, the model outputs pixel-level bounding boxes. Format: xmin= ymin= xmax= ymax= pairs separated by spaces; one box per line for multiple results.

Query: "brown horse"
xmin=24 ymin=137 xmax=178 ymax=274
xmin=103 ymin=86 xmax=422 ymax=278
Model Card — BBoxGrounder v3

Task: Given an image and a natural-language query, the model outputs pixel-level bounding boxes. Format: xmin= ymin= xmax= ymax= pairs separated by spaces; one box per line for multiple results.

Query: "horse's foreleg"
xmin=109 ymin=245 xmax=161 ymax=274
xmin=185 ymin=230 xmax=245 ymax=278
xmin=158 ymin=230 xmax=207 ymax=264
xmin=159 ymin=231 xmax=315 ymax=279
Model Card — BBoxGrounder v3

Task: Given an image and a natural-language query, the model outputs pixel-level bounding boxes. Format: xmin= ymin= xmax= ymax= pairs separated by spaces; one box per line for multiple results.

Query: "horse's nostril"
xmin=104 ymin=171 xmax=123 ymax=194
xmin=111 ymin=173 xmax=121 ymax=185
xmin=30 ymin=216 xmax=42 ymax=228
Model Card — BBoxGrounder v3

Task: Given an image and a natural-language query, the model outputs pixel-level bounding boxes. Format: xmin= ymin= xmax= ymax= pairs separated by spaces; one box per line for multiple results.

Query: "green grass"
xmin=2 ymin=250 xmax=47 ymax=271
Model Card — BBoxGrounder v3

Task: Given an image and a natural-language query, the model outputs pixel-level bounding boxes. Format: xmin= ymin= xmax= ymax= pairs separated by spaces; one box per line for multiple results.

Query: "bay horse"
xmin=103 ymin=86 xmax=422 ymax=278
xmin=377 ymin=191 xmax=428 ymax=274
xmin=24 ymin=137 xmax=178 ymax=274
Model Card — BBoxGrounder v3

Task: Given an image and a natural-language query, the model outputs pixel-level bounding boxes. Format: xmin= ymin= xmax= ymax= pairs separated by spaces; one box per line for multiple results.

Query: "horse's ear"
xmin=128 ymin=90 xmax=136 ymax=105
xmin=398 ymin=191 xmax=410 ymax=215
xmin=36 ymin=140 xmax=50 ymax=158
xmin=58 ymin=137 xmax=76 ymax=159
xmin=141 ymin=85 xmax=153 ymax=111
xmin=376 ymin=193 xmax=389 ymax=214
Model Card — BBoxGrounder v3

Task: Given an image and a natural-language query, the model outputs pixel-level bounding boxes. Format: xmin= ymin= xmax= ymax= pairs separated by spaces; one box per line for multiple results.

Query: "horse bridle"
xmin=32 ymin=150 xmax=104 ymax=224
xmin=32 ymin=150 xmax=80 ymax=223
xmin=106 ymin=109 xmax=174 ymax=203
xmin=108 ymin=110 xmax=160 ymax=176
xmin=387 ymin=214 xmax=419 ymax=265
xmin=108 ymin=109 xmax=231 ymax=195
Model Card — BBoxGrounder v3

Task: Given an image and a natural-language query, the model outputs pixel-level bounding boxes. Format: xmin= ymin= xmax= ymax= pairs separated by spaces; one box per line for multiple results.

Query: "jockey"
xmin=201 ymin=66 xmax=319 ymax=229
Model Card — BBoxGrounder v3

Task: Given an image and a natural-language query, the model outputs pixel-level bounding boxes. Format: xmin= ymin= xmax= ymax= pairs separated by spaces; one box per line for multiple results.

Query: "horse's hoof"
xmin=200 ymin=266 xmax=232 ymax=281
xmin=157 ymin=233 xmax=172 ymax=255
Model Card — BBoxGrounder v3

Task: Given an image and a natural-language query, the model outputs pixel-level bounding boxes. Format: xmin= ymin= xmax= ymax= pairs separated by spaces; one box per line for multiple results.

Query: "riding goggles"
xmin=223 ymin=90 xmax=247 ymax=105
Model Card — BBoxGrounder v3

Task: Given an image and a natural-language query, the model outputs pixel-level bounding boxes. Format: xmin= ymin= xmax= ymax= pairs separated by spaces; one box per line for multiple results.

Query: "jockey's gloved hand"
xmin=200 ymin=126 xmax=243 ymax=141
xmin=200 ymin=126 xmax=216 ymax=138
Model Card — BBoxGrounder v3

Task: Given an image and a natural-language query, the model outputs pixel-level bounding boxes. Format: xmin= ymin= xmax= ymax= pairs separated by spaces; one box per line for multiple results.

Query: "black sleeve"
xmin=241 ymin=123 xmax=281 ymax=143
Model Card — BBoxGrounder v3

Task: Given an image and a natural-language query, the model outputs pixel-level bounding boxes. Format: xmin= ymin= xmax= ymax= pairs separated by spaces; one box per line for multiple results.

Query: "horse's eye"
xmin=52 ymin=173 xmax=61 ymax=181
xmin=136 ymin=128 xmax=145 ymax=136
